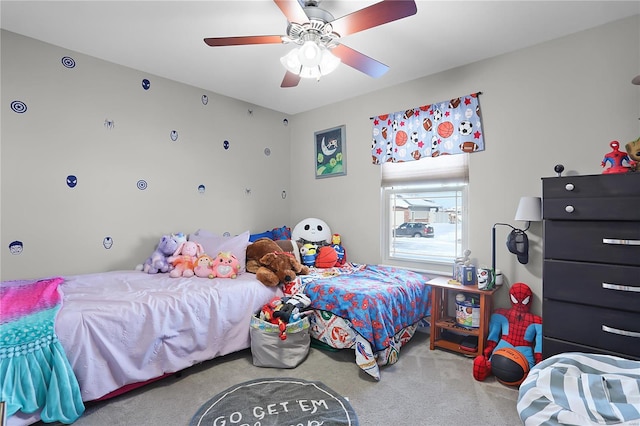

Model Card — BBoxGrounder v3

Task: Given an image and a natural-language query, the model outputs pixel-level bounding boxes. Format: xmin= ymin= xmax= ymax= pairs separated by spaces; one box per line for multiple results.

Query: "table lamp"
xmin=492 ymin=196 xmax=542 ymax=282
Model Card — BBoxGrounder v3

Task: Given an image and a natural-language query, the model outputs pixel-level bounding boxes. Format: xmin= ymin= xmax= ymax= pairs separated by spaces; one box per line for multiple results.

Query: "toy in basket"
xmin=250 ymin=294 xmax=313 ymax=368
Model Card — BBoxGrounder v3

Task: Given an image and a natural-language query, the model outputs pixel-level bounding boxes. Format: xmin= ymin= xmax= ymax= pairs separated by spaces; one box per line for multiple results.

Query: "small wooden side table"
xmin=427 ymin=276 xmax=498 ymax=357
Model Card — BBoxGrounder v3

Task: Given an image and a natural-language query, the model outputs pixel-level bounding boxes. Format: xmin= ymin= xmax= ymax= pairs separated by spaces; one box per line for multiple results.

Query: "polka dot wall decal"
xmin=223 ymin=140 xmax=230 ymax=150
xmin=11 ymin=100 xmax=27 ymax=113
xmin=264 ymin=148 xmax=271 ymax=156
xmin=103 ymin=237 xmax=113 ymax=249
xmin=9 ymin=240 xmax=23 ymax=255
xmin=282 ymin=190 xmax=287 ymax=199
xmin=61 ymin=56 xmax=76 ymax=68
xmin=202 ymin=95 xmax=208 ymax=105
xmin=283 ymin=118 xmax=289 ymax=126
xmin=198 ymin=184 xmax=205 ymax=194
xmin=142 ymin=78 xmax=151 ymax=90
xmin=170 ymin=130 xmax=178 ymax=141
xmin=66 ymin=175 xmax=78 ymax=188
xmin=137 ymin=180 xmax=148 ymax=190
xmin=223 ymin=232 xmax=231 ymax=237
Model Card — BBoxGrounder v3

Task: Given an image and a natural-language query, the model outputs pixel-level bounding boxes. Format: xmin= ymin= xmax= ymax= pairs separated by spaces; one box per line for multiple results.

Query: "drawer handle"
xmin=602 ymin=238 xmax=640 ymax=246
xmin=602 ymin=282 xmax=640 ymax=293
xmin=602 ymin=325 xmax=640 ymax=338
xmin=565 ymin=183 xmax=574 ymax=191
xmin=565 ymin=205 xmax=575 ymax=213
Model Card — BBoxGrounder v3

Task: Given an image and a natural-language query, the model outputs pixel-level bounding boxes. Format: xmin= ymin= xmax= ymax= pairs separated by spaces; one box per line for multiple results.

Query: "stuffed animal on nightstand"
xmin=210 ymin=251 xmax=240 ymax=279
xmin=168 ymin=241 xmax=203 ymax=278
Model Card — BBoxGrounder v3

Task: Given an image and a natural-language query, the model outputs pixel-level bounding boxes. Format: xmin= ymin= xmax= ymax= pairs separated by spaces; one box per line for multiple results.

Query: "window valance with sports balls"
xmin=371 ymin=92 xmax=484 ymax=164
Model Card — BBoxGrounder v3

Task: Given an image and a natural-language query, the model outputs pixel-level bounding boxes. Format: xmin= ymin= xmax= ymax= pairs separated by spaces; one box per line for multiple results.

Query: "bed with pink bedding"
xmin=4 ymin=270 xmax=281 ymax=425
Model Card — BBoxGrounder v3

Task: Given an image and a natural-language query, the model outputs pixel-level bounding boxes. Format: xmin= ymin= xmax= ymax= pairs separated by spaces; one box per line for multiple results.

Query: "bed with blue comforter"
xmin=298 ymin=263 xmax=431 ymax=380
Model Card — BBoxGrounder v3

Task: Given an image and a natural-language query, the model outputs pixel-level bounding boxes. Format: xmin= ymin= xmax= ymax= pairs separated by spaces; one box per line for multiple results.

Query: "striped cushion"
xmin=517 ymin=352 xmax=640 ymax=425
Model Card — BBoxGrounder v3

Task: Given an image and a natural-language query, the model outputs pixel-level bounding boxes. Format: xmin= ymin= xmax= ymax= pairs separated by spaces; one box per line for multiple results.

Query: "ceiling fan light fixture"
xmin=280 ymin=41 xmax=340 ymax=80
xmin=280 ymin=48 xmax=302 ymax=74
xmin=299 ymin=40 xmax=322 ymax=67
xmin=319 ymin=47 xmax=340 ymax=75
xmin=299 ymin=65 xmax=321 ymax=79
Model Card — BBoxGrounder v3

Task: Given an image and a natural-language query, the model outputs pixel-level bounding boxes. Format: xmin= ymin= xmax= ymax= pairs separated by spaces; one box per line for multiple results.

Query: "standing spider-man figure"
xmin=473 ymin=282 xmax=542 ymax=381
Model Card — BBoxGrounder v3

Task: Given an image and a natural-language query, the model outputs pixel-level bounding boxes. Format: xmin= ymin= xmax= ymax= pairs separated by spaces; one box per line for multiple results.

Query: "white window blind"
xmin=381 ymin=153 xmax=469 ymax=186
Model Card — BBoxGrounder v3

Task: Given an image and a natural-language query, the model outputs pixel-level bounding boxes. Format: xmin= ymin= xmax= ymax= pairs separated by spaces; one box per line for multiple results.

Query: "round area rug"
xmin=190 ymin=377 xmax=358 ymax=426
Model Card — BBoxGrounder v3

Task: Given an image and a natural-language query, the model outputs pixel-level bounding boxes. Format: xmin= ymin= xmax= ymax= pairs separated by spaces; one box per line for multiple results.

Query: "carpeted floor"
xmin=40 ymin=332 xmax=523 ymax=425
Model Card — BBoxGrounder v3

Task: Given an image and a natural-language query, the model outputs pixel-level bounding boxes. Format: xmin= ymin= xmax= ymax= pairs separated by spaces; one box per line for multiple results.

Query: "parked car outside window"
xmin=393 ymin=222 xmax=434 ymax=238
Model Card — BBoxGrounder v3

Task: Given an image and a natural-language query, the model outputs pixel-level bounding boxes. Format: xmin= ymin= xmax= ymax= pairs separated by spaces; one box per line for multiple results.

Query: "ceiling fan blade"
xmin=204 ymin=35 xmax=284 ymax=47
xmin=273 ymin=0 xmax=309 ymax=24
xmin=330 ymin=0 xmax=417 ymax=37
xmin=332 ymin=44 xmax=389 ymax=78
xmin=281 ymin=71 xmax=301 ymax=88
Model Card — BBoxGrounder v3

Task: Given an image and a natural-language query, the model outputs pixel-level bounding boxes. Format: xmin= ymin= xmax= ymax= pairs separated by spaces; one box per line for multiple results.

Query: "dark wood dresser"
xmin=542 ymin=172 xmax=640 ymax=360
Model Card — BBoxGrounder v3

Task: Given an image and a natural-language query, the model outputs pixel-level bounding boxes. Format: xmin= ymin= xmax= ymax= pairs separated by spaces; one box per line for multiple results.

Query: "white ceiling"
xmin=1 ymin=1 xmax=638 ymax=115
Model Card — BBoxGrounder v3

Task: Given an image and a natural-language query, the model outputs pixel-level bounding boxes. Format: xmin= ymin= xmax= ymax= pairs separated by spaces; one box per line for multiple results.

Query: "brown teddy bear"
xmin=246 ymin=238 xmax=303 ymax=273
xmin=246 ymin=238 xmax=282 ymax=274
xmin=255 ymin=252 xmax=310 ymax=287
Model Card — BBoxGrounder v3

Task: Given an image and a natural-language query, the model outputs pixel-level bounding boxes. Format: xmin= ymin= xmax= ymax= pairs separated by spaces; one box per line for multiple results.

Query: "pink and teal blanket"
xmin=0 ymin=277 xmax=84 ymax=424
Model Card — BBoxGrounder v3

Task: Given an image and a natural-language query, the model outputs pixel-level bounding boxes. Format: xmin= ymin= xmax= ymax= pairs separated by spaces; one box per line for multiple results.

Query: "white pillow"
xmin=189 ymin=230 xmax=250 ymax=272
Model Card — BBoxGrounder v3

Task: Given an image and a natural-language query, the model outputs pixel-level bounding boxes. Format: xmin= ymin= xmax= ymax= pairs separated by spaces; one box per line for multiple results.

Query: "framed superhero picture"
xmin=314 ymin=125 xmax=346 ymax=179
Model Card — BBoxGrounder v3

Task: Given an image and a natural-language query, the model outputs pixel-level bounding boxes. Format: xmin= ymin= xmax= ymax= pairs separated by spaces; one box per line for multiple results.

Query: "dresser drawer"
xmin=542 ymin=336 xmax=639 ymax=361
xmin=544 ymin=260 xmax=640 ymax=311
xmin=544 ymin=197 xmax=640 ymax=220
xmin=543 ymin=173 xmax=640 ymax=199
xmin=543 ymin=300 xmax=640 ymax=358
xmin=544 ymin=220 xmax=640 ymax=265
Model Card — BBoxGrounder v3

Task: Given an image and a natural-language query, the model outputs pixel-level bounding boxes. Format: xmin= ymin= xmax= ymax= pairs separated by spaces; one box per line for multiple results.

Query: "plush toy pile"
xmin=258 ymin=293 xmax=313 ymax=340
xmin=139 ymin=232 xmax=241 ymax=279
xmin=138 ymin=218 xmax=346 ymax=284
xmin=290 ymin=218 xmax=346 ymax=268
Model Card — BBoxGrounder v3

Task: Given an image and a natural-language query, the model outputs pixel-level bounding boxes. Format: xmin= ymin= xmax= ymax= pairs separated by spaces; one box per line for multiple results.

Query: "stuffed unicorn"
xmin=140 ymin=234 xmax=181 ymax=274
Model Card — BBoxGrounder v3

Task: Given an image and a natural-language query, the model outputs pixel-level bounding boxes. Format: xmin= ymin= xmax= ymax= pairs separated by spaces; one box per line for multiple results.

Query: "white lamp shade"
xmin=280 ymin=48 xmax=302 ymax=73
xmin=280 ymin=43 xmax=341 ymax=79
xmin=298 ymin=41 xmax=322 ymax=67
xmin=319 ymin=48 xmax=340 ymax=75
xmin=515 ymin=196 xmax=542 ymax=222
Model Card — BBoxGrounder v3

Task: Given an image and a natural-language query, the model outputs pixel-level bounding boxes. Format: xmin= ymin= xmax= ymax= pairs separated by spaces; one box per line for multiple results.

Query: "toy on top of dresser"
xmin=601 ymin=140 xmax=635 ymax=174
xmin=625 ymin=137 xmax=639 ymax=171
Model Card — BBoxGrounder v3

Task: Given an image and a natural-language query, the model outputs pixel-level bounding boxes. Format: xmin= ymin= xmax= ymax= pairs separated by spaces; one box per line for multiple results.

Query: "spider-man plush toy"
xmin=473 ymin=282 xmax=543 ymax=382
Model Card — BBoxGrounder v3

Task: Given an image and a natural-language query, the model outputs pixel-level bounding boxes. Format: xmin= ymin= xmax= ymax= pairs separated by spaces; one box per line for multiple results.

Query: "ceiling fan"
xmin=204 ymin=0 xmax=417 ymax=88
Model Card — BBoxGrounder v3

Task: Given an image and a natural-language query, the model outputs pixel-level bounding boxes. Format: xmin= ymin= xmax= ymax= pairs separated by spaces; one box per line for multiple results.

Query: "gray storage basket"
xmin=250 ymin=315 xmax=310 ymax=368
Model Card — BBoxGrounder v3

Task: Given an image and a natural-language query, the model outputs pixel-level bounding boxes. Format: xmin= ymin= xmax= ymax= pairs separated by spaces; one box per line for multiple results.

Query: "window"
xmin=381 ymin=155 xmax=468 ymax=274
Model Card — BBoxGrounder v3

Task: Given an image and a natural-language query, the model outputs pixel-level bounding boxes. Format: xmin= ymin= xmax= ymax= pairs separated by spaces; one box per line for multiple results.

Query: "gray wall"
xmin=1 ymin=30 xmax=292 ymax=280
xmin=288 ymin=15 xmax=640 ymax=312
xmin=2 ymin=16 xmax=639 ymax=314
